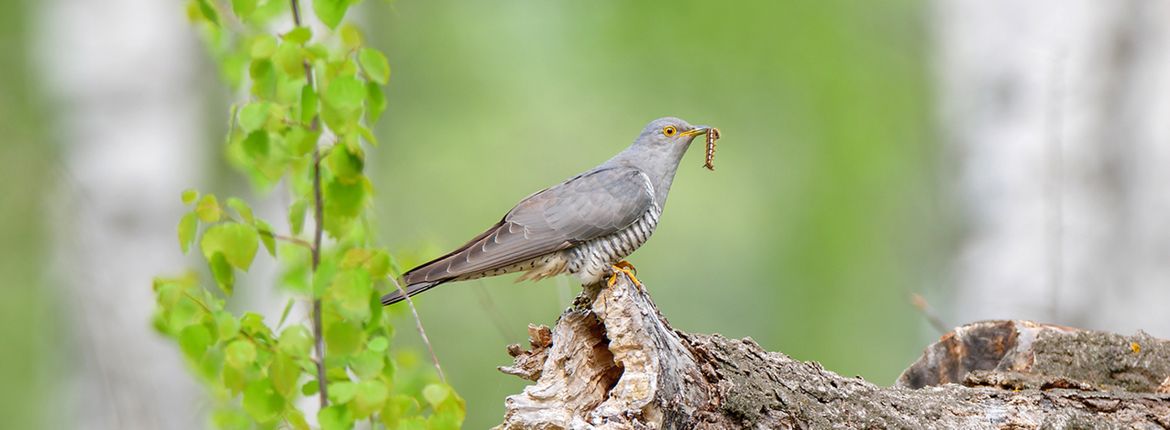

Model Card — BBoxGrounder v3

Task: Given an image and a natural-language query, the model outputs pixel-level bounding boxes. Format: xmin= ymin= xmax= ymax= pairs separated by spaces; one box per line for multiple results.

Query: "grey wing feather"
xmin=402 ymin=167 xmax=655 ymax=285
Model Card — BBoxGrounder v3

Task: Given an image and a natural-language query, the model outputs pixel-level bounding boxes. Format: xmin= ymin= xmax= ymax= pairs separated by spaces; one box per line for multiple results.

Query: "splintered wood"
xmin=703 ymin=127 xmax=721 ymax=171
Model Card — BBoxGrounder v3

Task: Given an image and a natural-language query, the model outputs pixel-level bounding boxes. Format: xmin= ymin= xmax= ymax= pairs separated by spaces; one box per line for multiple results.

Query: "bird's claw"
xmin=607 ymin=260 xmax=642 ymax=287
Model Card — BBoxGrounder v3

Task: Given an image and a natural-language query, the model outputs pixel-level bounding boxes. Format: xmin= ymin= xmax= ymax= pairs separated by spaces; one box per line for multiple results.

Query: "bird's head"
xmin=625 ymin=117 xmax=713 ymax=169
xmin=607 ymin=116 xmax=716 ymax=206
xmin=636 ymin=117 xmax=712 ymax=148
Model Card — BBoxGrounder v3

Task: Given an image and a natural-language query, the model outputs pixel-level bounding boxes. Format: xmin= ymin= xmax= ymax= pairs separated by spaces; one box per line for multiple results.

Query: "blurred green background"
xmin=0 ymin=0 xmax=55 ymax=428
xmin=367 ymin=0 xmax=937 ymax=427
xmin=2 ymin=0 xmax=941 ymax=428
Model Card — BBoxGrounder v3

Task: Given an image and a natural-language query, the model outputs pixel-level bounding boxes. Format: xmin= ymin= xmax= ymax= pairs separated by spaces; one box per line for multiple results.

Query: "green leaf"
xmin=325 ymin=320 xmax=362 ymax=356
xmin=195 ymin=344 xmax=223 ymax=381
xmin=353 ymin=380 xmax=389 ymax=418
xmin=327 ymin=381 xmax=357 ymax=404
xmin=237 ymin=102 xmax=269 ymax=133
xmin=200 ymin=223 xmax=260 ymax=270
xmin=226 ymin=197 xmax=255 ymax=224
xmin=197 ymin=0 xmax=221 ymax=25
xmin=422 ymin=384 xmax=450 ymax=407
xmin=283 ymin=27 xmax=312 ymax=45
xmin=312 ymin=0 xmax=353 ymax=29
xmin=300 ymin=85 xmax=318 ymax=125
xmin=381 ymin=395 xmax=422 ymax=429
xmin=429 ymin=406 xmax=464 ymax=430
xmin=326 ymin=143 xmax=364 ymax=183
xmin=320 ymin=103 xmax=359 ymax=136
xmin=339 ymin=248 xmax=372 ymax=269
xmin=318 ymin=405 xmax=353 ymax=430
xmin=368 ymin=336 xmax=388 ymax=352
xmin=181 ymin=189 xmax=198 ymax=205
xmin=243 ymin=379 xmax=283 ymax=423
xmin=242 ymin=131 xmax=270 ymax=160
xmin=240 ymin=312 xmax=273 ymax=339
xmin=331 ymin=269 xmax=372 ymax=322
xmin=178 ymin=324 xmax=213 ymax=362
xmin=215 ymin=311 xmax=239 ymax=340
xmin=195 ymin=194 xmax=222 ymax=222
xmin=211 ymin=409 xmax=250 ymax=430
xmin=230 ymin=0 xmax=257 ymax=20
xmin=324 ymin=176 xmax=367 ymax=218
xmin=358 ymin=48 xmax=390 ymax=85
xmin=254 ymin=219 xmax=276 ymax=256
xmin=224 ymin=339 xmax=257 ymax=369
xmin=288 ymin=198 xmax=308 ymax=235
xmin=340 ymin=23 xmax=363 ymax=50
xmin=349 ymin=348 xmax=384 ymax=379
xmin=312 ymin=258 xmax=336 ymax=298
xmin=286 ymin=409 xmax=310 ymax=430
xmin=430 ymin=386 xmax=466 ymax=429
xmin=209 ymin=253 xmax=235 ymax=294
xmin=286 ymin=126 xmax=317 ymax=157
xmin=250 ymin=59 xmax=277 ymax=99
xmin=301 ymin=380 xmax=319 ymax=396
xmin=178 ymin=212 xmax=197 ymax=253
xmin=366 ymin=81 xmax=386 ymax=121
xmin=222 ymin=363 xmax=246 ymax=392
xmin=359 ymin=124 xmax=378 ymax=146
xmin=279 ymin=244 xmax=311 ymax=294
xmin=273 ymin=42 xmax=306 ymax=78
xmin=324 ymin=75 xmax=364 ymax=112
xmin=251 ymin=35 xmax=278 ymax=59
xmin=278 ymin=325 xmax=313 ymax=357
xmin=304 ymin=43 xmax=330 ymax=61
xmin=270 ymin=352 xmax=300 ymax=397
xmin=276 ymin=297 xmax=295 ymax=328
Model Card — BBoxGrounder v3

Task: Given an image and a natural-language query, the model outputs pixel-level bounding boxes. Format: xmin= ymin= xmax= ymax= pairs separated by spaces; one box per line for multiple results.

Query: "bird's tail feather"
xmin=381 ymin=280 xmax=445 ymax=306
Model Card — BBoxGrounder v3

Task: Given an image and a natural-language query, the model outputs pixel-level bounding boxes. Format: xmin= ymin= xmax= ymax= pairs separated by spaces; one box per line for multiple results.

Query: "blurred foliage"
xmin=153 ymin=0 xmax=462 ymax=428
xmin=365 ymin=0 xmax=937 ymax=427
xmin=0 ymin=0 xmax=55 ymax=428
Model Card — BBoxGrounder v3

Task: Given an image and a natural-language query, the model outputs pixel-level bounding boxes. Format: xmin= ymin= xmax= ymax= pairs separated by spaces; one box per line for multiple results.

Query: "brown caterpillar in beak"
xmin=703 ymin=127 xmax=721 ymax=171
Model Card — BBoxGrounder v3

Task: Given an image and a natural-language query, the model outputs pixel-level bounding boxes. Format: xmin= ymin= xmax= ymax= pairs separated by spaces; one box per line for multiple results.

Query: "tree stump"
xmin=496 ymin=275 xmax=1170 ymax=429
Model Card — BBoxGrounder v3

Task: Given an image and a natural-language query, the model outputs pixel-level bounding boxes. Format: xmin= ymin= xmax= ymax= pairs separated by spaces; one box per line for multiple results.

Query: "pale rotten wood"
xmin=497 ymin=276 xmax=1170 ymax=429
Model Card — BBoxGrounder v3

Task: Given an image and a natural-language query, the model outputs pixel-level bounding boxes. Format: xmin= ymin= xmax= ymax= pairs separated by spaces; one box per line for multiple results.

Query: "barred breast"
xmin=565 ymin=206 xmax=662 ymax=285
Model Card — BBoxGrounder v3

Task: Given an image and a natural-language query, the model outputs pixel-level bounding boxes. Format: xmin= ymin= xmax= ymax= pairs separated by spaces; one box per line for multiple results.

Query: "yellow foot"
xmin=607 ymin=260 xmax=643 ymax=287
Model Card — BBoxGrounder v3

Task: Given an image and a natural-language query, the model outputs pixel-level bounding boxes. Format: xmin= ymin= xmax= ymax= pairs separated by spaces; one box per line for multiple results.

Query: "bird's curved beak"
xmin=680 ymin=126 xmax=711 ymax=138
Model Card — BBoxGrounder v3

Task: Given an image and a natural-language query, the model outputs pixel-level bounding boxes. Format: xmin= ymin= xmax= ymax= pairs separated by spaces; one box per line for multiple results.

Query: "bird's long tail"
xmin=381 ymin=280 xmax=445 ymax=306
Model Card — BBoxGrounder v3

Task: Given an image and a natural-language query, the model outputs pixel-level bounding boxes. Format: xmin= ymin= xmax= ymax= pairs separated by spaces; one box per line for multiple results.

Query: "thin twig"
xmin=310 ymin=148 xmax=327 ymax=408
xmin=260 ymin=230 xmax=313 ymax=249
xmin=182 ymin=291 xmax=213 ymax=314
xmin=389 ymin=275 xmax=447 ymax=383
xmin=290 ymin=0 xmax=328 ymax=409
xmin=910 ymin=293 xmax=950 ymax=335
xmin=473 ymin=281 xmax=515 ymax=344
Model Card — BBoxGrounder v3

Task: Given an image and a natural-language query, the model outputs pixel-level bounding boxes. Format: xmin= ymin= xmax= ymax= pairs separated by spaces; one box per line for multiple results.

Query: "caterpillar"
xmin=703 ymin=127 xmax=721 ymax=171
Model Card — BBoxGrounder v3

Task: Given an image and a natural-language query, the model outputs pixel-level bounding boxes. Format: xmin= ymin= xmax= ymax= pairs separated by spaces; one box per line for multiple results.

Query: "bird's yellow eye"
xmin=662 ymin=125 xmax=678 ymax=137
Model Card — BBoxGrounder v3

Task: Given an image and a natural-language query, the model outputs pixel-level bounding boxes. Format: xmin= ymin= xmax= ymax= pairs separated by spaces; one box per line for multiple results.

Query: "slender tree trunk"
xmin=37 ymin=0 xmax=207 ymax=427
xmin=935 ymin=0 xmax=1170 ymax=337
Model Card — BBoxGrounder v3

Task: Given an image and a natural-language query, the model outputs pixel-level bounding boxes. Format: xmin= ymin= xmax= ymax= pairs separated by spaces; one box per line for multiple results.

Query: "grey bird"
xmin=381 ymin=117 xmax=714 ymax=306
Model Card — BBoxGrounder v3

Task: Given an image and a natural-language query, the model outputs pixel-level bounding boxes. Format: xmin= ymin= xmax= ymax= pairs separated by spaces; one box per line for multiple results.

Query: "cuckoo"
xmin=381 ymin=117 xmax=716 ymax=306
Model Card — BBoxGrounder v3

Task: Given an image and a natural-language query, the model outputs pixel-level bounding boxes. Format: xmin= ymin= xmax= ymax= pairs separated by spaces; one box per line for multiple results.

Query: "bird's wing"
xmin=403 ymin=167 xmax=656 ymax=284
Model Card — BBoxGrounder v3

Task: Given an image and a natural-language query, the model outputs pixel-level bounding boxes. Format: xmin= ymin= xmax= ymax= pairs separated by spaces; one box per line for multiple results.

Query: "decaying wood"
xmin=496 ymin=275 xmax=1170 ymax=429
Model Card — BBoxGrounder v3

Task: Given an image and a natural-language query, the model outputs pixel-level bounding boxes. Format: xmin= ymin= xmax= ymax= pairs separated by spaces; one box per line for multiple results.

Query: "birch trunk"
xmin=37 ymin=0 xmax=207 ymax=427
xmin=935 ymin=0 xmax=1170 ymax=337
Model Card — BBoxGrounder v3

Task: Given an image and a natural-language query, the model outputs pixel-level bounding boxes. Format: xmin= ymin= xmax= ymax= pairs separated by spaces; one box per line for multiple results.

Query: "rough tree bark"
xmin=497 ymin=276 xmax=1170 ymax=429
